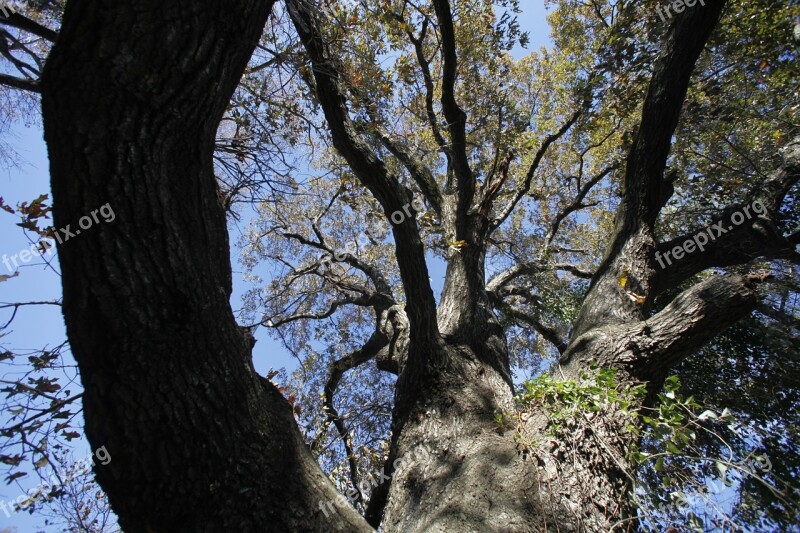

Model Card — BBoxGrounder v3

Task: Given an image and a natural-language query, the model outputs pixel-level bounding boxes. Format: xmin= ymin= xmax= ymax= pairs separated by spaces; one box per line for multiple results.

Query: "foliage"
xmin=0 ymin=0 xmax=798 ymax=529
xmin=515 ymin=368 xmax=644 ymax=426
xmin=633 ymin=373 xmax=800 ymax=531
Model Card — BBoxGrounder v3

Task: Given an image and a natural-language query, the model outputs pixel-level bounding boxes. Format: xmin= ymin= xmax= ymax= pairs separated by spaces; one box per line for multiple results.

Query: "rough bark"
xmin=41 ymin=1 xmax=370 ymax=531
xmin=35 ymin=1 xmax=784 ymax=532
xmin=571 ymin=0 xmax=727 ymax=340
xmin=562 ymin=274 xmax=763 ymax=383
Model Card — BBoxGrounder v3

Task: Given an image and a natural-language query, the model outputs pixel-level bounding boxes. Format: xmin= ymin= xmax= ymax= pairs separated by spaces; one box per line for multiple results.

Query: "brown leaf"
xmin=5 ymin=471 xmax=27 ymax=484
xmin=0 ymin=197 xmax=14 ymax=214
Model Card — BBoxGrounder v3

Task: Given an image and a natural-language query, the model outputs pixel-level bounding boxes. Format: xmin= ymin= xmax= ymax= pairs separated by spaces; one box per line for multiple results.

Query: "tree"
xmin=0 ymin=0 xmax=794 ymax=531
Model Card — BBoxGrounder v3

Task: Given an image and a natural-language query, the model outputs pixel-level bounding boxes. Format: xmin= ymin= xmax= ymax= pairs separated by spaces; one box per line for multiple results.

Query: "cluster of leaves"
xmin=514 ymin=367 xmax=644 ymax=431
xmin=632 ymin=372 xmax=800 ymax=531
xmin=514 ymin=367 xmax=800 ymax=531
xmin=502 ymin=368 xmax=646 ymax=463
xmin=647 ymin=309 xmax=800 ymax=531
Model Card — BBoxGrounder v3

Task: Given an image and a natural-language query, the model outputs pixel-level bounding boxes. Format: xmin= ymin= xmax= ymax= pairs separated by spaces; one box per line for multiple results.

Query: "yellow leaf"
xmin=625 ymin=291 xmax=646 ymax=305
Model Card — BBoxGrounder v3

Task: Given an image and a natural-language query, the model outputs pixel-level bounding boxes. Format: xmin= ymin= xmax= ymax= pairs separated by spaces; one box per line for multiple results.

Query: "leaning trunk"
xmin=40 ymin=1 xmax=370 ymax=531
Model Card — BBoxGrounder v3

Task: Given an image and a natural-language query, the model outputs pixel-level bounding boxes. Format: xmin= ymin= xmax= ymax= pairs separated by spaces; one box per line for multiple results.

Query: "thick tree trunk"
xmin=40 ymin=2 xmax=370 ymax=531
xmin=376 ymin=334 xmax=640 ymax=533
xmin=379 ymin=275 xmax=760 ymax=532
xmin=38 ymin=1 xmax=765 ymax=532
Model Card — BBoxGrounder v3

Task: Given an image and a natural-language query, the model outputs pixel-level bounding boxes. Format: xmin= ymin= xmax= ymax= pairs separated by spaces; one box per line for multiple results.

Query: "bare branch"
xmin=0 ymin=72 xmax=38 ymax=92
xmin=0 ymin=12 xmax=58 ymax=42
xmin=280 ymin=229 xmax=395 ymax=299
xmin=0 ymin=300 xmax=61 ymax=329
xmin=545 ymin=164 xmax=618 ymax=246
xmin=262 ymin=296 xmax=369 ymax=328
xmin=501 ymin=305 xmax=568 ymax=354
xmin=487 ymin=262 xmax=594 ymax=294
xmin=491 ymin=107 xmax=584 ymax=229
xmin=322 ymin=330 xmax=389 ymax=505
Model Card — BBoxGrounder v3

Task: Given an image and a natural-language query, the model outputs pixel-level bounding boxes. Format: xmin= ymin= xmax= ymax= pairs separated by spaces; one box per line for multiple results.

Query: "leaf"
xmin=5 ymin=472 xmax=27 ymax=484
xmin=0 ymin=197 xmax=14 ymax=214
xmin=697 ymin=409 xmax=717 ymax=421
xmin=0 ymin=454 xmax=24 ymax=466
xmin=625 ymin=291 xmax=646 ymax=305
xmin=0 ymin=272 xmax=19 ymax=283
xmin=715 ymin=461 xmax=728 ymax=480
xmin=666 ymin=441 xmax=681 ymax=454
xmin=16 ymin=219 xmax=41 ymax=233
xmin=31 ymin=377 xmax=61 ymax=394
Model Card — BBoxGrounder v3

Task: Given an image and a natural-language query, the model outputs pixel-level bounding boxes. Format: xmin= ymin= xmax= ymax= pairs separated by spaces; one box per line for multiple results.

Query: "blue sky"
xmin=0 ymin=4 xmax=553 ymax=531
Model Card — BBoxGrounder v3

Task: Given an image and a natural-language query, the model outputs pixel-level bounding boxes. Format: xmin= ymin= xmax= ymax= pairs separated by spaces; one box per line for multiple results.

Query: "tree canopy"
xmin=0 ymin=0 xmax=798 ymax=531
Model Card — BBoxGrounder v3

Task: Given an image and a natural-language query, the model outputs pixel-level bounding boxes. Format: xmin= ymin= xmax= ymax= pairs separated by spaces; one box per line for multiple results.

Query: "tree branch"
xmin=403 ymin=16 xmax=450 ymax=159
xmin=0 ymin=393 xmax=83 ymax=436
xmin=0 ymin=12 xmax=58 ymax=42
xmin=262 ymin=296 xmax=369 ymax=328
xmin=545 ymin=164 xmax=618 ymax=246
xmin=431 ymin=0 xmax=474 ymax=224
xmin=487 ymin=262 xmax=594 ymax=294
xmin=621 ymin=0 xmax=727 ymax=228
xmin=501 ymin=304 xmax=568 ymax=354
xmin=491 ymin=107 xmax=584 ymax=229
xmin=0 ymin=72 xmax=39 ymax=92
xmin=376 ymin=129 xmax=443 ymax=216
xmin=656 ymin=138 xmax=800 ymax=293
xmin=562 ymin=273 xmax=765 ymax=383
xmin=569 ymin=1 xmax=727 ymax=340
xmin=322 ymin=330 xmax=389 ymax=506
xmin=757 ymin=304 xmax=800 ymax=330
xmin=288 ymin=0 xmax=440 ymax=344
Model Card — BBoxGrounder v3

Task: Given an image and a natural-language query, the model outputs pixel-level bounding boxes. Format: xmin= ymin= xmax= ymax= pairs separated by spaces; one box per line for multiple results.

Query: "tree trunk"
xmin=40 ymin=2 xmax=370 ymax=531
xmin=38 ymin=1 xmax=765 ymax=532
xmin=375 ymin=333 xmax=640 ymax=532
